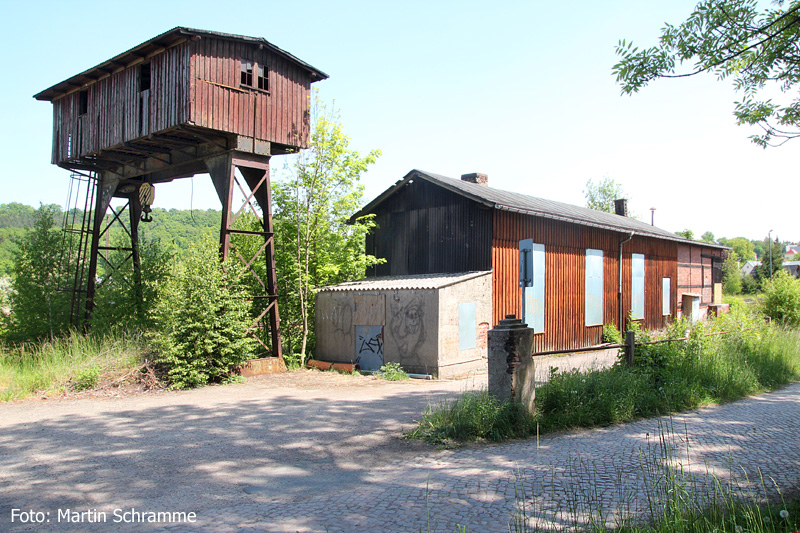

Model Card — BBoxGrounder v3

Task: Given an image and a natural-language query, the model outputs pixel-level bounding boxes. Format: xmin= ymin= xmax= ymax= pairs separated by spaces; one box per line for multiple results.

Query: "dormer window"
xmin=241 ymin=59 xmax=269 ymax=92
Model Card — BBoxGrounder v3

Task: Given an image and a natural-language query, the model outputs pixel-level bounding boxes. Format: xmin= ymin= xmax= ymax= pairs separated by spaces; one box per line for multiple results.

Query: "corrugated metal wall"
xmin=366 ymin=180 xmax=493 ymax=276
xmin=492 ymin=211 xmax=677 ymax=352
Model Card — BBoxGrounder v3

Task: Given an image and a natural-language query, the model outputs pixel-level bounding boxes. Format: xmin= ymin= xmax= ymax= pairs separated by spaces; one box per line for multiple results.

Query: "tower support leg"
xmin=129 ymin=195 xmax=143 ymax=323
xmin=84 ymin=175 xmax=119 ymax=326
xmin=206 ymin=151 xmax=283 ymax=362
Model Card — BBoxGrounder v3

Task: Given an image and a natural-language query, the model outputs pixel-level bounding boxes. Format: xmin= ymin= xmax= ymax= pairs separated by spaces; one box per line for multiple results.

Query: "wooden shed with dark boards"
xmin=351 ymin=170 xmax=727 ymax=354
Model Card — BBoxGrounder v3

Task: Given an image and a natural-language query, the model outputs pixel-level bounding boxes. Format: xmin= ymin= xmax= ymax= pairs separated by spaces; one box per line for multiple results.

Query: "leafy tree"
xmin=4 ymin=205 xmax=71 ymax=342
xmin=614 ymin=0 xmax=800 ymax=147
xmin=273 ymin=95 xmax=381 ymax=362
xmin=676 ymin=229 xmax=695 ymax=240
xmin=722 ymin=250 xmax=742 ymax=294
xmin=584 ymin=177 xmax=626 ymax=213
xmin=723 ymin=236 xmax=756 ymax=261
xmin=701 ymin=231 xmax=716 ymax=244
xmin=150 ymin=239 xmax=256 ymax=389
xmin=0 ymin=203 xmax=50 ymax=229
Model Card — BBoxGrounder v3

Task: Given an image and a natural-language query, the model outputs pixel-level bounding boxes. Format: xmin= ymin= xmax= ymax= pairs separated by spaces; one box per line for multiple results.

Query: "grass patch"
xmin=0 ymin=332 xmax=147 ymax=401
xmin=409 ymin=305 xmax=800 ymax=444
xmin=406 ymin=390 xmax=537 ymax=445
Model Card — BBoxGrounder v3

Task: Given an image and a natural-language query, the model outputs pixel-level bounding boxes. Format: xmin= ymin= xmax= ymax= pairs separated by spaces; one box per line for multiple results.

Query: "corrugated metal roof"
xmin=34 ymin=27 xmax=328 ymax=102
xmin=353 ymin=170 xmax=727 ymax=250
xmin=317 ymin=271 xmax=491 ymax=292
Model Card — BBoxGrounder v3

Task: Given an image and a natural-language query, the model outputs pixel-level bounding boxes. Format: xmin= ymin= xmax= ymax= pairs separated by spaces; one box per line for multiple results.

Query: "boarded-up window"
xmin=458 ymin=302 xmax=476 ymax=351
xmin=585 ymin=249 xmax=603 ymax=326
xmin=662 ymin=277 xmax=671 ymax=316
xmin=519 ymin=239 xmax=545 ymax=333
xmin=632 ymin=253 xmax=645 ymax=320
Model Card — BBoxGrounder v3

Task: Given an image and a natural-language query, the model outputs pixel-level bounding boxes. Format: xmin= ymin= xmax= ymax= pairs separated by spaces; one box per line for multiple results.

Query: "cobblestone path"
xmin=1 ymin=373 xmax=798 ymax=532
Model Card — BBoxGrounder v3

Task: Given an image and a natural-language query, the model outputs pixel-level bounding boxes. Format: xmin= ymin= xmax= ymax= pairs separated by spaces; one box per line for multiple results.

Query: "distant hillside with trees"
xmin=0 ymin=203 xmax=221 ymax=277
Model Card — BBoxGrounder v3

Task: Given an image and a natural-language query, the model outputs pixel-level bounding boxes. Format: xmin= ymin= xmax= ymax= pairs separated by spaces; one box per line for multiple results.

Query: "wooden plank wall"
xmin=492 ymin=211 xmax=677 ymax=352
xmin=366 ymin=180 xmax=493 ymax=277
xmin=189 ymin=38 xmax=312 ymax=147
xmin=50 ymin=43 xmax=191 ymax=165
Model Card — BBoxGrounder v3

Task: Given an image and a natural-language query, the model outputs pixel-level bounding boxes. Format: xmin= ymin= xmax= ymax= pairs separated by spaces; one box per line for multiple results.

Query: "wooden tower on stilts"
xmin=34 ymin=27 xmax=328 ymax=363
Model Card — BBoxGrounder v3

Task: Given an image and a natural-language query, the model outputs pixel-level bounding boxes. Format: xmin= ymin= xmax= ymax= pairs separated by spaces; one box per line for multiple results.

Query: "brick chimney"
xmin=614 ymin=198 xmax=628 ymax=217
xmin=461 ymin=173 xmax=488 ymax=186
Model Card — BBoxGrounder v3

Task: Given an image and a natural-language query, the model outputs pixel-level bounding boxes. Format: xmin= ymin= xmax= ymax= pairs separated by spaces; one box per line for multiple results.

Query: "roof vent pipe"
xmin=614 ymin=198 xmax=628 ymax=217
xmin=461 ymin=173 xmax=488 ymax=186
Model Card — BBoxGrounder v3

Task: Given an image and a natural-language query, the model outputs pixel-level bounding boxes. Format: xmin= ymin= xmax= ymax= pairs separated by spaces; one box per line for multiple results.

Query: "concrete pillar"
xmin=488 ymin=315 xmax=535 ymax=412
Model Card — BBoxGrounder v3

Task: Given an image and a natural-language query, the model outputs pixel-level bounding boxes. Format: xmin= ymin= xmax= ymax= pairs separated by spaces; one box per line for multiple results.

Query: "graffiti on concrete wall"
xmin=389 ymin=292 xmax=426 ymax=361
xmin=355 ymin=325 xmax=384 ymax=370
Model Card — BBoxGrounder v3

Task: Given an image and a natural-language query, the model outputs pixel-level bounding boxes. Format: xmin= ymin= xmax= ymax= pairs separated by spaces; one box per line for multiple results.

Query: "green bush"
xmin=282 ymin=352 xmax=303 ymax=371
xmin=150 ymin=240 xmax=257 ymax=389
xmin=741 ymin=274 xmax=760 ymax=295
xmin=602 ymin=322 xmax=623 ymax=344
xmin=378 ymin=361 xmax=409 ymax=381
xmin=761 ymin=270 xmax=800 ymax=326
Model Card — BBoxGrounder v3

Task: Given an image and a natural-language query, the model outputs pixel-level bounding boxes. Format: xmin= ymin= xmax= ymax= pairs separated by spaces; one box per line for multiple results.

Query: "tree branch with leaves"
xmin=614 ymin=0 xmax=800 ymax=147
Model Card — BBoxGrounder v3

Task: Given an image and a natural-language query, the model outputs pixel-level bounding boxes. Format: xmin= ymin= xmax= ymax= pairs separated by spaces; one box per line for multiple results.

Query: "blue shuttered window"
xmin=585 ymin=249 xmax=603 ymax=326
xmin=632 ymin=253 xmax=645 ymax=320
xmin=458 ymin=302 xmax=477 ymax=350
xmin=519 ymin=240 xmax=545 ymax=333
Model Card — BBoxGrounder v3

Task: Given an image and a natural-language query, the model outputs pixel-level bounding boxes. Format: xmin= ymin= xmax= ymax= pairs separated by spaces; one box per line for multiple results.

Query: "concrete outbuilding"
xmin=315 ymin=271 xmax=492 ymax=378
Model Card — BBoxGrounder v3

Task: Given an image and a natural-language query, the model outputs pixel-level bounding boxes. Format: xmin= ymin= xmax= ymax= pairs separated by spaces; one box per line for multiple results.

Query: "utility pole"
xmin=769 ymin=229 xmax=773 ymax=281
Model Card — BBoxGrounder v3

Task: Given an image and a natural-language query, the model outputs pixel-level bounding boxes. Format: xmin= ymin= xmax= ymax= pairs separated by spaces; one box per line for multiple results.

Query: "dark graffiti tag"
xmin=358 ymin=330 xmax=384 ymax=355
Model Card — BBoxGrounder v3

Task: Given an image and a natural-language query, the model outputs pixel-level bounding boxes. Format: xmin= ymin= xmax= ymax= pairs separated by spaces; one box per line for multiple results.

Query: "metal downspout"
xmin=618 ymin=232 xmax=635 ymax=330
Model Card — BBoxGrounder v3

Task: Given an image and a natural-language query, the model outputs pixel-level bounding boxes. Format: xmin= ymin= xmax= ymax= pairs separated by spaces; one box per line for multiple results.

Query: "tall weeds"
xmin=0 ymin=332 xmax=145 ymax=401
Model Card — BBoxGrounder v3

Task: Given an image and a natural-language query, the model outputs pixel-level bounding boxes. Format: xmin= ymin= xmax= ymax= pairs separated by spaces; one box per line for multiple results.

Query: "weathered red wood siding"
xmin=49 ymin=36 xmax=314 ymax=166
xmin=50 ymin=42 xmax=192 ymax=165
xmin=188 ymin=38 xmax=312 ymax=148
xmin=492 ymin=211 xmax=677 ymax=352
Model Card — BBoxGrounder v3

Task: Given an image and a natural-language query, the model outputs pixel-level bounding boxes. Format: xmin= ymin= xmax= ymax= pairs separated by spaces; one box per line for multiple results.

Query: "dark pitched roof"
xmin=354 ymin=169 xmax=727 ymax=249
xmin=34 ymin=27 xmax=328 ymax=102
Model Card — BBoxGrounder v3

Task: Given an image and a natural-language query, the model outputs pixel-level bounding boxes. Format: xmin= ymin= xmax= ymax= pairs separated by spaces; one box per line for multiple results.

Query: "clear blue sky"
xmin=0 ymin=0 xmax=795 ymax=242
